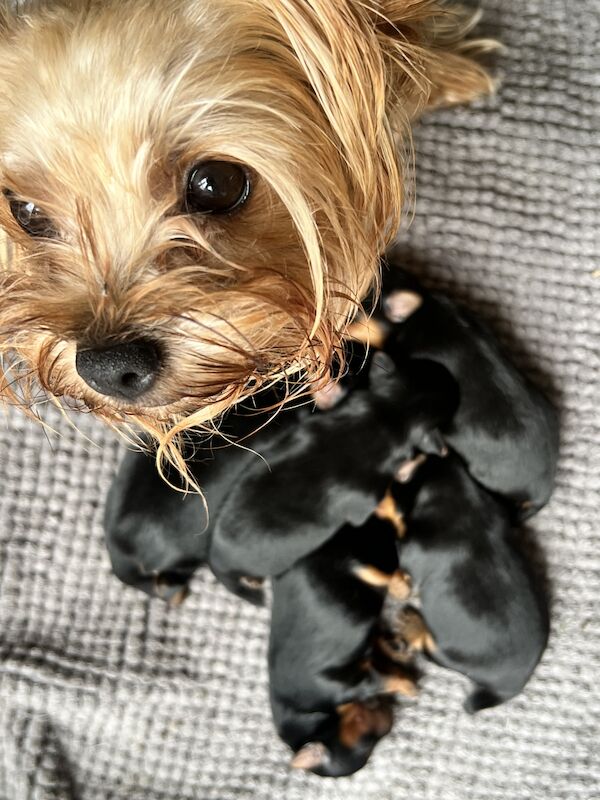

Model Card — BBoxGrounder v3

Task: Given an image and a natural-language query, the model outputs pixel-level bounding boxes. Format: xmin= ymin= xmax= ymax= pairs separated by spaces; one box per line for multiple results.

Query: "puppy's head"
xmin=0 ymin=0 xmax=493 ymax=475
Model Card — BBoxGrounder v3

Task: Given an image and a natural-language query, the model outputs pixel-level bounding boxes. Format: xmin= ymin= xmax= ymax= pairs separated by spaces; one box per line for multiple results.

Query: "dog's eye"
xmin=3 ymin=191 xmax=56 ymax=238
xmin=184 ymin=161 xmax=250 ymax=215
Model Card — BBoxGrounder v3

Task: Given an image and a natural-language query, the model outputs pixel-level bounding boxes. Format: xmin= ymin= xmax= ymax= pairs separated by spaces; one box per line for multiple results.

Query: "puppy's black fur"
xmin=269 ymin=518 xmax=409 ymax=777
xmin=207 ymin=353 xmax=457 ymax=601
xmin=375 ymin=264 xmax=559 ymax=520
xmin=393 ymin=454 xmax=549 ymax=712
xmin=104 ymin=351 xmax=457 ymax=604
xmin=104 ymin=444 xmax=210 ymax=603
xmin=103 ymin=388 xmax=303 ymax=601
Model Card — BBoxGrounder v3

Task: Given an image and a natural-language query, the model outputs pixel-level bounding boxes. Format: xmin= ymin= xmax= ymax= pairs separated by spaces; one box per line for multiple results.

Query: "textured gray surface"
xmin=1 ymin=1 xmax=599 ymax=798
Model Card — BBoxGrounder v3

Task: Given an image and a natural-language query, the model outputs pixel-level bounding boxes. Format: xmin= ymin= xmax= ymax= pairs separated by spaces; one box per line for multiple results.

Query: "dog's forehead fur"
xmin=0 ymin=0 xmax=494 ymax=481
xmin=0 ymin=1 xmax=324 ymax=230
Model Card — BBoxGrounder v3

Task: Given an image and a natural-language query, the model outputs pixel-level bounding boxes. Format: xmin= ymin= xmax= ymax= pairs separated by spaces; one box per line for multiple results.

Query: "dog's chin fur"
xmin=0 ymin=0 xmax=495 ymax=480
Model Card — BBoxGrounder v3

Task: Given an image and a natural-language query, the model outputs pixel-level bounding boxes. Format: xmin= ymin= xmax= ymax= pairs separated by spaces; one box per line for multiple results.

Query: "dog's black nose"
xmin=75 ymin=340 xmax=160 ymax=400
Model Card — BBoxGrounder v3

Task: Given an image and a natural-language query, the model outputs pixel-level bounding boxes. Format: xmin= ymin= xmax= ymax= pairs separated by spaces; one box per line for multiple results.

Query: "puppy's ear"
xmin=375 ymin=1 xmax=498 ymax=113
xmin=290 ymin=742 xmax=330 ymax=771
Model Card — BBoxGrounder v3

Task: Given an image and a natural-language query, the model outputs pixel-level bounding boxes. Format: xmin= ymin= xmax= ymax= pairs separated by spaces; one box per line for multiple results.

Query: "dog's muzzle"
xmin=75 ymin=340 xmax=160 ymax=400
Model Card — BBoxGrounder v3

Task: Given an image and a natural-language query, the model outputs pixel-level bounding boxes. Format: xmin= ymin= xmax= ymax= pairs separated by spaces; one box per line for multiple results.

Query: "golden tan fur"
xmin=0 ymin=0 xmax=495 ymax=481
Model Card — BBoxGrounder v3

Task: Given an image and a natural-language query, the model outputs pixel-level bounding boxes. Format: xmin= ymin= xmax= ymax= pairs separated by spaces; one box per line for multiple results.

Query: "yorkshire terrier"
xmin=105 ymin=351 xmax=456 ymax=603
xmin=0 ymin=0 xmax=494 ymax=474
xmin=269 ymin=518 xmax=416 ymax=777
xmin=389 ymin=454 xmax=549 ymax=713
xmin=349 ymin=264 xmax=560 ymax=519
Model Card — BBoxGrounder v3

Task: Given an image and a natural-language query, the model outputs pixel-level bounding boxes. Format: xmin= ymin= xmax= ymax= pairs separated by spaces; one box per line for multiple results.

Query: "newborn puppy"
xmin=269 ymin=518 xmax=415 ymax=777
xmin=351 ymin=265 xmax=560 ymax=520
xmin=104 ymin=445 xmax=209 ymax=604
xmin=103 ymin=385 xmax=302 ymax=600
xmin=208 ymin=353 xmax=457 ymax=601
xmin=391 ymin=454 xmax=549 ymax=713
xmin=104 ymin=352 xmax=456 ymax=603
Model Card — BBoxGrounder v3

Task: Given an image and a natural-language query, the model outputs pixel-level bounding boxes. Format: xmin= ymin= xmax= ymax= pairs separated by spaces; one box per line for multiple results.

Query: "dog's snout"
xmin=75 ymin=340 xmax=160 ymax=400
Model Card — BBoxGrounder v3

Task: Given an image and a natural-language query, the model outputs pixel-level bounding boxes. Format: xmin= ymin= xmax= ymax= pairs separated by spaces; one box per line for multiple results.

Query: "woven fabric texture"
xmin=0 ymin=1 xmax=598 ymax=798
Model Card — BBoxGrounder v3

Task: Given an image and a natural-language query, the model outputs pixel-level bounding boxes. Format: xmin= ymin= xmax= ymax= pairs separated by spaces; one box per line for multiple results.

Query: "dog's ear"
xmin=290 ymin=742 xmax=330 ymax=771
xmin=268 ymin=0 xmax=405 ymax=262
xmin=375 ymin=1 xmax=498 ymax=112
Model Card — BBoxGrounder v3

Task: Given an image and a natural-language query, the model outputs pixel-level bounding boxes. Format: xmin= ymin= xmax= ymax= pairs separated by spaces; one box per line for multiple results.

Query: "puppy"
xmin=350 ymin=265 xmax=560 ymax=519
xmin=0 ymin=0 xmax=494 ymax=472
xmin=269 ymin=518 xmax=415 ymax=777
xmin=103 ymin=383 xmax=302 ymax=599
xmin=390 ymin=454 xmax=549 ymax=713
xmin=207 ymin=352 xmax=457 ymax=601
xmin=104 ymin=352 xmax=457 ymax=602
xmin=104 ymin=445 xmax=208 ymax=604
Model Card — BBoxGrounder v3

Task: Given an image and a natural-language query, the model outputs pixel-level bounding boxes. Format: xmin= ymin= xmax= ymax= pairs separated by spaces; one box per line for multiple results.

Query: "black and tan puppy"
xmin=389 ymin=454 xmax=549 ymax=713
xmin=104 ymin=351 xmax=457 ymax=603
xmin=104 ymin=443 xmax=209 ymax=604
xmin=103 ymin=386 xmax=302 ymax=601
xmin=269 ymin=518 xmax=415 ymax=777
xmin=350 ymin=265 xmax=560 ymax=520
xmin=207 ymin=353 xmax=457 ymax=601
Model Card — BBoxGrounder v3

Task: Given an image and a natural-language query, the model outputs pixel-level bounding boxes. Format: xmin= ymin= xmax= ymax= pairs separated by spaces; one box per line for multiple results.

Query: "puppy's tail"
xmin=463 ymin=686 xmax=513 ymax=714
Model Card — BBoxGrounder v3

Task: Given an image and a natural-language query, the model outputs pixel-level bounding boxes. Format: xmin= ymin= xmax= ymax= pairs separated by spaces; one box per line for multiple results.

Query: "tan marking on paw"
xmin=239 ymin=575 xmax=264 ymax=590
xmin=396 ymin=454 xmax=427 ymax=483
xmin=374 ymin=490 xmax=406 ymax=536
xmin=346 ymin=315 xmax=387 ymax=349
xmin=290 ymin=742 xmax=329 ymax=771
xmin=168 ymin=586 xmax=189 ymax=608
xmin=312 ymin=381 xmax=348 ymax=410
xmin=399 ymin=608 xmax=437 ymax=653
xmin=353 ymin=564 xmax=395 ymax=590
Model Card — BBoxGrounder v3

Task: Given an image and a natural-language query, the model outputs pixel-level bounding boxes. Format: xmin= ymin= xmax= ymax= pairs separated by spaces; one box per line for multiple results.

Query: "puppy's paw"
xmin=345 ymin=314 xmax=388 ymax=349
xmin=374 ymin=489 xmax=406 ymax=536
xmin=395 ymin=454 xmax=427 ymax=483
xmin=235 ymin=576 xmax=266 ymax=606
xmin=153 ymin=574 xmax=190 ymax=607
xmin=383 ymin=290 xmax=423 ymax=322
xmin=312 ymin=381 xmax=348 ymax=410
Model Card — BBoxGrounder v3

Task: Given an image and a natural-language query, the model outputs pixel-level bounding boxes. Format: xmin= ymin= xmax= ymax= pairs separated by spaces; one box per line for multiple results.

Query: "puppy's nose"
xmin=75 ymin=340 xmax=160 ymax=400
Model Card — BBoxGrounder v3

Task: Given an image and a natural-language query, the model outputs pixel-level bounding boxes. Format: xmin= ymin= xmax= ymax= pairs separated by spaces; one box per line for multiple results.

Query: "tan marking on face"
xmin=387 ymin=570 xmax=412 ymax=600
xmin=375 ymin=635 xmax=412 ymax=665
xmin=337 ymin=703 xmax=372 ymax=749
xmin=382 ymin=673 xmax=418 ymax=697
xmin=352 ymin=564 xmax=395 ymax=589
xmin=399 ymin=608 xmax=437 ymax=653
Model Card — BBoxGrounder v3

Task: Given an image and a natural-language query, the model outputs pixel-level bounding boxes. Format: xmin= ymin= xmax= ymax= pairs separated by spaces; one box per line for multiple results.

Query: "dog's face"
xmin=0 ymin=0 xmax=492 ymax=466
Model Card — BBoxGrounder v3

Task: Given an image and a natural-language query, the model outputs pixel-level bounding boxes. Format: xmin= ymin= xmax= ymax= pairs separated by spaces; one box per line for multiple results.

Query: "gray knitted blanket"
xmin=0 ymin=1 xmax=598 ymax=798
